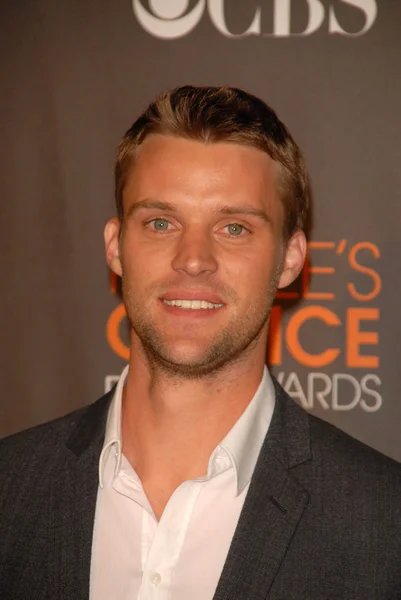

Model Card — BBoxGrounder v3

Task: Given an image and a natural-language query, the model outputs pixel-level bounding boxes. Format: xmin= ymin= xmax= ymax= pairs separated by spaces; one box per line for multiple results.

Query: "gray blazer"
xmin=1 ymin=380 xmax=401 ymax=599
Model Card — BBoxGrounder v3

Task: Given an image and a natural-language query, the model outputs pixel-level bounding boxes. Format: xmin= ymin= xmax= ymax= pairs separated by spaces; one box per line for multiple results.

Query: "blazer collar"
xmin=48 ymin=390 xmax=113 ymax=600
xmin=66 ymin=389 xmax=114 ymax=457
xmin=266 ymin=376 xmax=311 ymax=468
xmin=213 ymin=379 xmax=312 ymax=600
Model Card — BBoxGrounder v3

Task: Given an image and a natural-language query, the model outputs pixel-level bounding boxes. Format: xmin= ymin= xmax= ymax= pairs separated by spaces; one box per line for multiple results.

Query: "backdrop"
xmin=1 ymin=0 xmax=400 ymax=461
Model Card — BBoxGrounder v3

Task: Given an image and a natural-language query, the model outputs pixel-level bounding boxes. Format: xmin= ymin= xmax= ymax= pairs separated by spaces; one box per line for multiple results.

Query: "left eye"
xmin=225 ymin=223 xmax=245 ymax=236
xmin=150 ymin=218 xmax=171 ymax=231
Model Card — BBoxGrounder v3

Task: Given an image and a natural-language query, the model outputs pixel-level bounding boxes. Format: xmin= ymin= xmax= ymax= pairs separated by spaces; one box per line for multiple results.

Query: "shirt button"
xmin=150 ymin=572 xmax=162 ymax=587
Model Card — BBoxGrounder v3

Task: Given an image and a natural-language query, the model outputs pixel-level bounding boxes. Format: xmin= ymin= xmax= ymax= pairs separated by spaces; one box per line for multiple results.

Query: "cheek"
xmin=252 ymin=256 xmax=282 ymax=300
xmin=125 ymin=228 xmax=174 ymax=260
xmin=121 ymin=243 xmax=171 ymax=289
xmin=123 ymin=259 xmax=152 ymax=284
xmin=221 ymin=255 xmax=273 ymax=306
xmin=229 ymin=247 xmax=278 ymax=279
xmin=122 ymin=229 xmax=149 ymax=259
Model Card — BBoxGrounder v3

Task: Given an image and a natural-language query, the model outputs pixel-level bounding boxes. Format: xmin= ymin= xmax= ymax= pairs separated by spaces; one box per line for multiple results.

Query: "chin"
xmin=155 ymin=343 xmax=240 ymax=380
xmin=158 ymin=358 xmax=224 ymax=380
xmin=164 ymin=344 xmax=209 ymax=366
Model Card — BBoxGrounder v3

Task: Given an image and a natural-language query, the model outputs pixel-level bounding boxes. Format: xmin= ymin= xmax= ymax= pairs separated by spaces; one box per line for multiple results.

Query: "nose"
xmin=171 ymin=227 xmax=218 ymax=277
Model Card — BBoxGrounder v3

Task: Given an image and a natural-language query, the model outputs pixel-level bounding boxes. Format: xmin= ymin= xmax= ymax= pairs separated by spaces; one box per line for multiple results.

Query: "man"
xmin=1 ymin=86 xmax=401 ymax=600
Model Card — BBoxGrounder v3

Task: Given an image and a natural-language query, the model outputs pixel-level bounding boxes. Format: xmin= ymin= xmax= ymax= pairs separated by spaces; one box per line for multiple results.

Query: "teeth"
xmin=163 ymin=299 xmax=223 ymax=310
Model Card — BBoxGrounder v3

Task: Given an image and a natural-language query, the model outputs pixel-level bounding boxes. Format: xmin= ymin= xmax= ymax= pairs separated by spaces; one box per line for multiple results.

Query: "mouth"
xmin=162 ymin=299 xmax=224 ymax=310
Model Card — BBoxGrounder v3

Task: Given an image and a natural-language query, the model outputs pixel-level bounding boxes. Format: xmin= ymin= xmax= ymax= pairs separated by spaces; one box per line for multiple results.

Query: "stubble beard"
xmin=122 ymin=273 xmax=280 ymax=381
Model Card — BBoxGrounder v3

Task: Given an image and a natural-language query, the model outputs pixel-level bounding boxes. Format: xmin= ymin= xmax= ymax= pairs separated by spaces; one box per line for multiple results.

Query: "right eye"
xmin=148 ymin=218 xmax=172 ymax=231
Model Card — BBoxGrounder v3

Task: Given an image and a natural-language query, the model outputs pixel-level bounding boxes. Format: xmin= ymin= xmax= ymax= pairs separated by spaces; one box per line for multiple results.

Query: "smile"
xmin=162 ymin=299 xmax=224 ymax=310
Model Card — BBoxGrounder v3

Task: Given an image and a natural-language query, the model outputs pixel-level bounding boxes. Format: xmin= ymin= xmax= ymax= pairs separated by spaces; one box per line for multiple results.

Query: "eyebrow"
xmin=125 ymin=199 xmax=271 ymax=225
xmin=125 ymin=199 xmax=176 ymax=218
xmin=219 ymin=205 xmax=271 ymax=225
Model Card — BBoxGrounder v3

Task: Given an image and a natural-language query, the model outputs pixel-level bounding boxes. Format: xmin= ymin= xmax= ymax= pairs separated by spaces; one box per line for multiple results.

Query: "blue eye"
xmin=152 ymin=218 xmax=170 ymax=231
xmin=226 ymin=223 xmax=244 ymax=236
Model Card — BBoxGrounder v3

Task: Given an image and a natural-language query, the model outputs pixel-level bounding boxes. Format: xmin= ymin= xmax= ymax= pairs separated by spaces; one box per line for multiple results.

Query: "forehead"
xmin=123 ymin=134 xmax=281 ymax=212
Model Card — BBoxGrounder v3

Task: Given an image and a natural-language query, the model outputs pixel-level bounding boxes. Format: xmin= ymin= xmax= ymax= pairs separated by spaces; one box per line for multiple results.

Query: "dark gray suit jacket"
xmin=1 ymin=380 xmax=401 ymax=599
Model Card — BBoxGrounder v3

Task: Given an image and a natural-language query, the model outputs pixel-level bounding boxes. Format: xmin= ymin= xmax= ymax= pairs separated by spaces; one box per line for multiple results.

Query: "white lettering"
xmin=133 ymin=0 xmax=378 ymax=38
xmin=307 ymin=372 xmax=331 ymax=409
xmin=105 ymin=375 xmax=119 ymax=392
xmin=282 ymin=372 xmax=308 ymax=408
xmin=277 ymin=371 xmax=382 ymax=412
xmin=332 ymin=373 xmax=361 ymax=410
xmin=329 ymin=0 xmax=377 ymax=36
xmin=270 ymin=0 xmax=325 ymax=37
xmin=360 ymin=374 xmax=382 ymax=412
xmin=208 ymin=1 xmax=261 ymax=37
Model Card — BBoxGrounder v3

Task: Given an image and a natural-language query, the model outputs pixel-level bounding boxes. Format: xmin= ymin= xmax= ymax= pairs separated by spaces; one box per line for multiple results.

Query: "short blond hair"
xmin=115 ymin=86 xmax=309 ymax=238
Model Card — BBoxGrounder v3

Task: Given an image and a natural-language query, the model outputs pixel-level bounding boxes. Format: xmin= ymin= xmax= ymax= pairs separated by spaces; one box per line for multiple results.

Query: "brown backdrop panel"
xmin=1 ymin=0 xmax=400 ymax=461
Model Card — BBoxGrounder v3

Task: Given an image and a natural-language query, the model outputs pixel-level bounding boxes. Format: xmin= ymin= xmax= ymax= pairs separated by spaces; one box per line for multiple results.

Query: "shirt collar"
xmin=216 ymin=366 xmax=275 ymax=495
xmin=98 ymin=364 xmax=128 ymax=488
xmin=98 ymin=365 xmax=275 ymax=495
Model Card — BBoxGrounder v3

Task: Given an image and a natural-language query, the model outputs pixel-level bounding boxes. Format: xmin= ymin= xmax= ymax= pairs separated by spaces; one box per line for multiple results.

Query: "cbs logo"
xmin=132 ymin=0 xmax=377 ymax=40
xmin=133 ymin=1 xmax=205 ymax=40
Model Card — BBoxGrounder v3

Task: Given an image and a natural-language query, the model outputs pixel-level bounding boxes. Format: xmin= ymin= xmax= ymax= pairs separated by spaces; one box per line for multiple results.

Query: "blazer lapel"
xmin=49 ymin=392 xmax=112 ymax=600
xmin=213 ymin=381 xmax=311 ymax=600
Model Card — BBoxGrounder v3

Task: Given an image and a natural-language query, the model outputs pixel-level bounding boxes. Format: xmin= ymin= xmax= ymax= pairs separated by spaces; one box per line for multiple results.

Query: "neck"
xmin=120 ymin=339 xmax=266 ymax=517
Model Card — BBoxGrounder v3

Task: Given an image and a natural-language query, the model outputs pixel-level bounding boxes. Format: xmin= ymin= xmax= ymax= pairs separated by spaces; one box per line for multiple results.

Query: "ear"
xmin=104 ymin=217 xmax=122 ymax=277
xmin=278 ymin=230 xmax=307 ymax=289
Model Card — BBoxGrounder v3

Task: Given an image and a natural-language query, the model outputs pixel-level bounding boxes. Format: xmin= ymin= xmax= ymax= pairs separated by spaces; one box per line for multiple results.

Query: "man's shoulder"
xmin=0 ymin=390 xmax=113 ymax=476
xmin=274 ymin=379 xmax=401 ymax=479
xmin=291 ymin=406 xmax=401 ymax=504
xmin=275 ymin=381 xmax=401 ymax=494
xmin=307 ymin=409 xmax=401 ymax=472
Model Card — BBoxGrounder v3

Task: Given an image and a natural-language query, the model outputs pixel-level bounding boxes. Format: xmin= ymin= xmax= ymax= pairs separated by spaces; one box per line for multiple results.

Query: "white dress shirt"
xmin=90 ymin=365 xmax=275 ymax=600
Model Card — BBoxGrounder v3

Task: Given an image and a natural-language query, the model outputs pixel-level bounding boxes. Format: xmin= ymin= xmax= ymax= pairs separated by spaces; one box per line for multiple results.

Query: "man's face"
xmin=105 ymin=135 xmax=305 ymax=378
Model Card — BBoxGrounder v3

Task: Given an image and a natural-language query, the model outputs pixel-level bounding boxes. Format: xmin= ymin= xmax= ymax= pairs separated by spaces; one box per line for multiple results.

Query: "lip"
xmin=161 ymin=290 xmax=225 ymax=305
